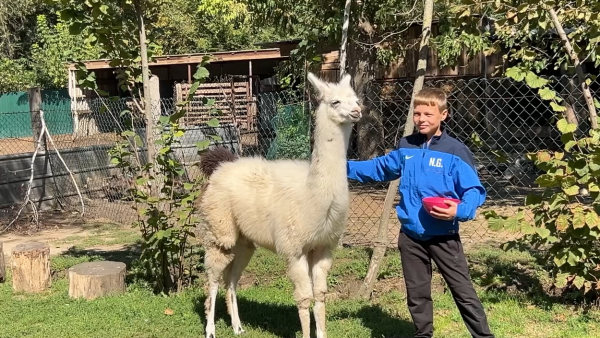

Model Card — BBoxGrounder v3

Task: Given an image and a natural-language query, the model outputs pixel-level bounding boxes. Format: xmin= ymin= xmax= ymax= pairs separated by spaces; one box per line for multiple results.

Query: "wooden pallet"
xmin=174 ymin=81 xmax=256 ymax=131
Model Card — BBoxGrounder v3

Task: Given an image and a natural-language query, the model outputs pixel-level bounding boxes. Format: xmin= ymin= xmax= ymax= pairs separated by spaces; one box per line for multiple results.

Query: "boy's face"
xmin=413 ymin=104 xmax=448 ymax=136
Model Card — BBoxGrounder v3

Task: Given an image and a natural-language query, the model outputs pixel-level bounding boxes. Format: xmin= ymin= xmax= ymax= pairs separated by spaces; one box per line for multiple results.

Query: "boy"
xmin=347 ymin=88 xmax=494 ymax=338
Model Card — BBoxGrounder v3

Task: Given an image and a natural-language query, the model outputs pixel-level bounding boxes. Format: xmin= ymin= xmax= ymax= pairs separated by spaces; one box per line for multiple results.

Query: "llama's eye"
xmin=331 ymin=100 xmax=340 ymax=107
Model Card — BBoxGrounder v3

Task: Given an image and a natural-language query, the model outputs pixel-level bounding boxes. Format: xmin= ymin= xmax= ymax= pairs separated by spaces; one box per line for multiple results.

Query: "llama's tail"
xmin=199 ymin=146 xmax=238 ymax=178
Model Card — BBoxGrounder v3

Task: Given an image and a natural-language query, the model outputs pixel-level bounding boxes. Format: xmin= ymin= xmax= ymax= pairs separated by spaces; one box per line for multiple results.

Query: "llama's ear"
xmin=307 ymin=72 xmax=328 ymax=95
xmin=339 ymin=74 xmax=352 ymax=88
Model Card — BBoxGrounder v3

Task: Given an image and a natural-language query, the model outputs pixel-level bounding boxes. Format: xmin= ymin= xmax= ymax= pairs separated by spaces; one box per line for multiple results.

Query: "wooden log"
xmin=11 ymin=241 xmax=51 ymax=293
xmin=68 ymin=261 xmax=126 ymax=300
xmin=0 ymin=242 xmax=5 ymax=283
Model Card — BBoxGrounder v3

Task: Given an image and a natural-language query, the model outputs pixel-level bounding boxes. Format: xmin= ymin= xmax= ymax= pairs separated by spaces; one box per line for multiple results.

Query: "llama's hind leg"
xmin=223 ymin=239 xmax=255 ymax=335
xmin=287 ymin=254 xmax=313 ymax=338
xmin=204 ymin=245 xmax=234 ymax=338
xmin=310 ymin=247 xmax=333 ymax=338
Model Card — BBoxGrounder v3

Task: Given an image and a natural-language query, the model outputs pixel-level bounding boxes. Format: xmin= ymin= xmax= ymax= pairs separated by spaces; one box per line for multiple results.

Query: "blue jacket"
xmin=347 ymin=129 xmax=486 ymax=240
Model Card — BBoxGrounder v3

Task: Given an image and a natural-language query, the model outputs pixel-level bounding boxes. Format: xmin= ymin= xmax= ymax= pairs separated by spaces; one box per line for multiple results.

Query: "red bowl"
xmin=422 ymin=197 xmax=461 ymax=213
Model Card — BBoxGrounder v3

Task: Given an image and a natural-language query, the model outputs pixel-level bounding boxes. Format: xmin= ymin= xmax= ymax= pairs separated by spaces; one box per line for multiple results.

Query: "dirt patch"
xmin=0 ymin=133 xmax=120 ymax=156
xmin=0 ymin=222 xmax=134 ymax=261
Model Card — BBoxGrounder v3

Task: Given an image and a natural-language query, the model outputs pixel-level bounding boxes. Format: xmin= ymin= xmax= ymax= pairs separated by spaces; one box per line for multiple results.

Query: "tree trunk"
xmin=0 ymin=242 xmax=5 ymax=283
xmin=357 ymin=0 xmax=434 ymax=300
xmin=68 ymin=261 xmax=127 ymax=300
xmin=547 ymin=7 xmax=598 ymax=129
xmin=137 ymin=2 xmax=156 ymax=163
xmin=339 ymin=0 xmax=353 ymax=79
xmin=11 ymin=242 xmax=51 ymax=293
xmin=347 ymin=0 xmax=383 ymax=160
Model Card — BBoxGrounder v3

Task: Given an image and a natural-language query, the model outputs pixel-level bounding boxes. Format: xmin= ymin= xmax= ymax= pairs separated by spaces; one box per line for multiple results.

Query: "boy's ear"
xmin=441 ymin=109 xmax=449 ymax=120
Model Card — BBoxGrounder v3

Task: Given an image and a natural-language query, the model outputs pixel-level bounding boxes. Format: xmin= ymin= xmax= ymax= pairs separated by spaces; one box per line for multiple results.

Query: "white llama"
xmin=198 ymin=73 xmax=361 ymax=338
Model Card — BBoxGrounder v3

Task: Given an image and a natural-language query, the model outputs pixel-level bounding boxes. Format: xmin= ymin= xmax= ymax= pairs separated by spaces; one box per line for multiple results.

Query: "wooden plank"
xmin=69 ymin=49 xmax=285 ymax=70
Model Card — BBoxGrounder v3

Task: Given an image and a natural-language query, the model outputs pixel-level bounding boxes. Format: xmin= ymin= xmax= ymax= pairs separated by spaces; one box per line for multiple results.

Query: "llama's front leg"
xmin=224 ymin=241 xmax=255 ymax=335
xmin=288 ymin=254 xmax=313 ymax=338
xmin=310 ymin=247 xmax=333 ymax=338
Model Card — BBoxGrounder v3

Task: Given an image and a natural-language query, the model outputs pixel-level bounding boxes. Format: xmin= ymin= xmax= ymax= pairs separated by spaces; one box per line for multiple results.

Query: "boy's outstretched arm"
xmin=453 ymin=146 xmax=487 ymax=222
xmin=347 ymin=149 xmax=402 ymax=183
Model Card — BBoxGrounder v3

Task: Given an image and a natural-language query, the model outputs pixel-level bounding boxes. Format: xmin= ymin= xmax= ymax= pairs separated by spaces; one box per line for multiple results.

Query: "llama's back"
xmin=200 ymin=156 xmax=312 ymax=251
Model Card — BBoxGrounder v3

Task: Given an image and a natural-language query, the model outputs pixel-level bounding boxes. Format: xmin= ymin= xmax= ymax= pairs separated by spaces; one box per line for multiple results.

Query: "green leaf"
xmin=193 ymin=66 xmax=210 ymax=80
xmin=563 ymin=185 xmax=580 ymax=196
xmin=556 ymin=214 xmax=570 ymax=231
xmin=585 ymin=211 xmax=600 ymax=228
xmin=536 ymin=227 xmax=551 ymax=238
xmin=470 ymin=132 xmax=483 ymax=147
xmin=207 ymin=118 xmax=220 ymax=128
xmin=572 ymin=207 xmax=586 ymax=229
xmin=196 ymin=140 xmax=211 ymax=150
xmin=556 ymin=118 xmax=577 ymax=133
xmin=487 ymin=217 xmax=505 ymax=231
xmin=595 ymin=97 xmax=600 ymax=109
xmin=186 ymin=82 xmax=200 ymax=101
xmin=554 ymin=255 xmax=567 ymax=267
xmin=567 ymin=250 xmax=579 ymax=266
xmin=525 ymin=72 xmax=549 ymax=88
xmin=539 ymin=87 xmax=557 ymax=100
xmin=550 ymin=101 xmax=567 ymax=112
xmin=505 ymin=67 xmax=525 ymax=81
xmin=565 ymin=140 xmax=577 ymax=151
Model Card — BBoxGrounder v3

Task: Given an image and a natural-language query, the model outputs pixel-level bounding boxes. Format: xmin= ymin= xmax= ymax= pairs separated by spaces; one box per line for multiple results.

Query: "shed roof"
xmin=68 ymin=48 xmax=286 ymax=71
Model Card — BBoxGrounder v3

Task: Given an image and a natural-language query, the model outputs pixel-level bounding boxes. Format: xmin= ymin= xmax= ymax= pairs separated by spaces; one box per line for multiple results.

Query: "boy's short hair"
xmin=414 ymin=88 xmax=448 ymax=113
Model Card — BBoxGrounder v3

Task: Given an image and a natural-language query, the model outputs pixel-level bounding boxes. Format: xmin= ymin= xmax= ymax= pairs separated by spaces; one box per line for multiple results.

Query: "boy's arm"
xmin=347 ymin=149 xmax=402 ymax=183
xmin=453 ymin=146 xmax=486 ymax=222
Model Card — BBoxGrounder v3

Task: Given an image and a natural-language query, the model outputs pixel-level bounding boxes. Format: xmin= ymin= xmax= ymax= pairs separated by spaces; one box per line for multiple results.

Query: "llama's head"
xmin=307 ymin=72 xmax=362 ymax=125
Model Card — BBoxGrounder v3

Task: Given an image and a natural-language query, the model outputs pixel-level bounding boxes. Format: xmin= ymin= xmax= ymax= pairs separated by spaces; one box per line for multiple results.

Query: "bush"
xmin=266 ymin=103 xmax=311 ymax=160
xmin=485 ymin=118 xmax=600 ymax=295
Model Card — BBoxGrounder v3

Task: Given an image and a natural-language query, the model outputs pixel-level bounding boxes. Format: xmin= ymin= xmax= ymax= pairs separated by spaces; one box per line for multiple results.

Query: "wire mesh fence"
xmin=1 ymin=75 xmax=597 ymax=249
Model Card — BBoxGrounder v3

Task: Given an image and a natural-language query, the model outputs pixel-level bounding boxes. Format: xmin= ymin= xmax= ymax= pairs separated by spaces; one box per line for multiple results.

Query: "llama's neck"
xmin=307 ymin=107 xmax=352 ymax=198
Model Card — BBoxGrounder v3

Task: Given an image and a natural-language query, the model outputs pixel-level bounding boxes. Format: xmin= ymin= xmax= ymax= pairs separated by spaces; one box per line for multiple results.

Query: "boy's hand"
xmin=430 ymin=200 xmax=458 ymax=220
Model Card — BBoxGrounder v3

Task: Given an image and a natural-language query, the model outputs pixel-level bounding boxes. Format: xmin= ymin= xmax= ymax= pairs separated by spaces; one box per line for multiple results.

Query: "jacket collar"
xmin=416 ymin=127 xmax=448 ymax=147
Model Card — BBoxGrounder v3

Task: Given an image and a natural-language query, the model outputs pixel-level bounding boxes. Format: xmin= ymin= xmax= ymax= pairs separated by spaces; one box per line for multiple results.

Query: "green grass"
xmin=0 ymin=236 xmax=598 ymax=338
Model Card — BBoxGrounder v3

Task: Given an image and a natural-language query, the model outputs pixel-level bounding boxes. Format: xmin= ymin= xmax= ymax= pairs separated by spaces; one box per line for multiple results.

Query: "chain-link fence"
xmin=342 ymin=75 xmax=596 ymax=247
xmin=1 ymin=75 xmax=597 ymax=248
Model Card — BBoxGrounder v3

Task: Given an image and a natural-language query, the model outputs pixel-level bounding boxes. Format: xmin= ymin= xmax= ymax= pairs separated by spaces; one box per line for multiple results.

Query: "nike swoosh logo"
xmin=405 ymin=156 xmax=413 ymax=159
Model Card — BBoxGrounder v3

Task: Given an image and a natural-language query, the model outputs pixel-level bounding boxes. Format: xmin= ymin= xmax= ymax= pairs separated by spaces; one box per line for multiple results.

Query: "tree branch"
xmin=547 ymin=7 xmax=598 ymax=129
xmin=1 ymin=110 xmax=85 ymax=234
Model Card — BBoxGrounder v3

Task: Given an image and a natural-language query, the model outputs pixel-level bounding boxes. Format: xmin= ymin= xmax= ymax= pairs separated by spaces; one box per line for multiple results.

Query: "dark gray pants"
xmin=399 ymin=231 xmax=494 ymax=338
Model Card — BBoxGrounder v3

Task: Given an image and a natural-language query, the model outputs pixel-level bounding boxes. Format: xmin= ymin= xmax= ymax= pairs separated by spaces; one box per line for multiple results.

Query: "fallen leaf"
xmin=164 ymin=308 xmax=174 ymax=316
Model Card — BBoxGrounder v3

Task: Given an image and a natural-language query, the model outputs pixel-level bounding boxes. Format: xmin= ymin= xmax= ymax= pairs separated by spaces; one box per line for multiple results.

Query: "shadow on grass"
xmin=193 ymin=294 xmax=414 ymax=338
xmin=58 ymin=244 xmax=143 ymax=285
xmin=61 ymin=244 xmax=142 ymax=265
xmin=467 ymin=248 xmax=599 ymax=311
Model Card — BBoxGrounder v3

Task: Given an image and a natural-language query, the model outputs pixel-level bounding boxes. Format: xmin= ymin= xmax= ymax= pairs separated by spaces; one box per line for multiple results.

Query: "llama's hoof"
xmin=233 ymin=326 xmax=246 ymax=335
xmin=205 ymin=324 xmax=216 ymax=338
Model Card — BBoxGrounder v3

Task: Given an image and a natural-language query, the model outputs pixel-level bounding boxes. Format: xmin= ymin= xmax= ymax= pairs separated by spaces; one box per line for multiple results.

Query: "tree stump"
xmin=0 ymin=242 xmax=5 ymax=283
xmin=68 ymin=261 xmax=126 ymax=300
xmin=11 ymin=241 xmax=51 ymax=293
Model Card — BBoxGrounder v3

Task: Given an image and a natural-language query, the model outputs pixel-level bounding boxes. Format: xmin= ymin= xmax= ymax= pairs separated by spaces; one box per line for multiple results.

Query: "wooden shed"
xmin=66 ymin=48 xmax=288 ymax=137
